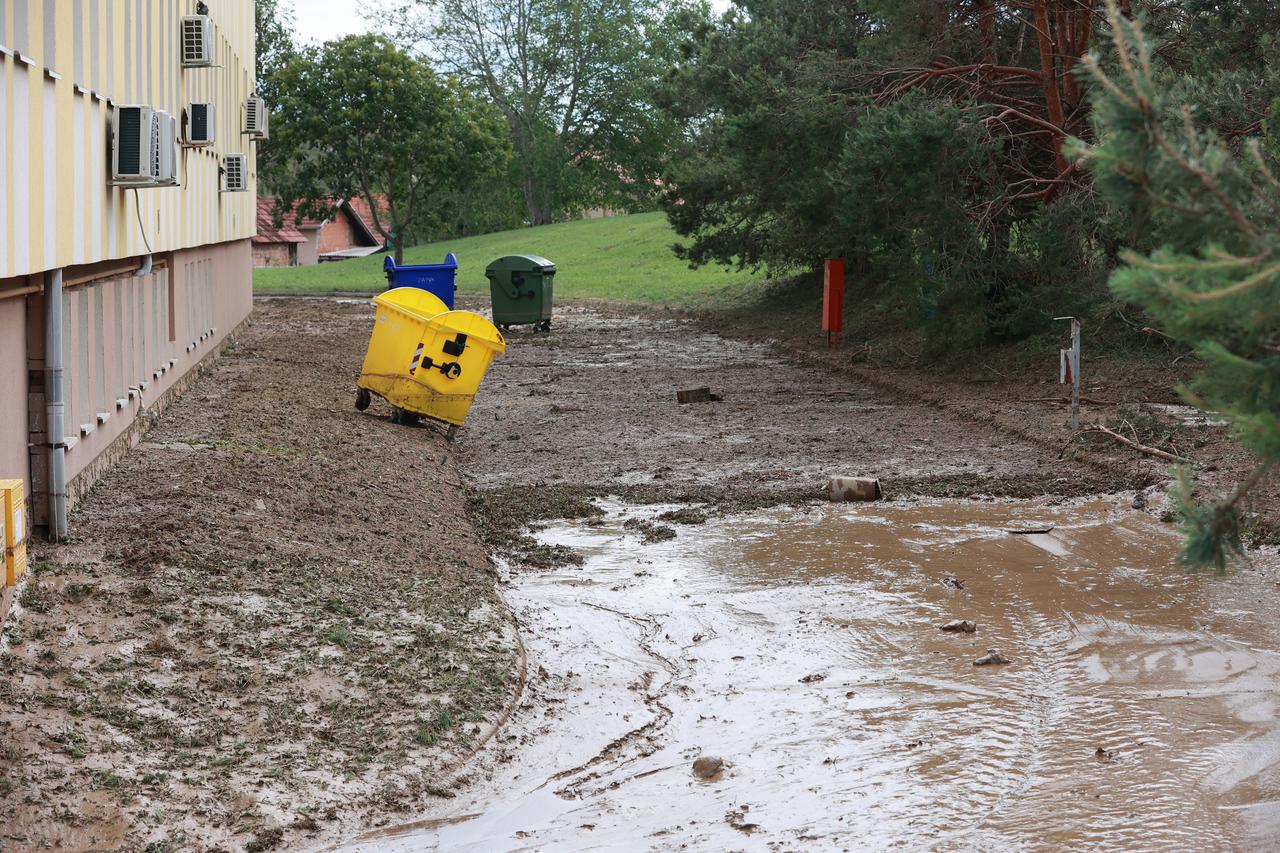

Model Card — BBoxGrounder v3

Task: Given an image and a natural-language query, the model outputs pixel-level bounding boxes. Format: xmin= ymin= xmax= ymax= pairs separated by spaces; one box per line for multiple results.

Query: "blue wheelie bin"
xmin=383 ymin=253 xmax=458 ymax=309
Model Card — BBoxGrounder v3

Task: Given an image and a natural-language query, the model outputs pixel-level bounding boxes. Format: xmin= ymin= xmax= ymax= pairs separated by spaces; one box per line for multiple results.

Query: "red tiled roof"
xmin=346 ymin=194 xmax=390 ymax=237
xmin=254 ymin=197 xmax=308 ymax=244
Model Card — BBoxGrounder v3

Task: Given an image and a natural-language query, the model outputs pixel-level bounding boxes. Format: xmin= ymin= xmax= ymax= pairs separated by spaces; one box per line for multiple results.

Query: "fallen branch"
xmin=1082 ymin=423 xmax=1191 ymax=463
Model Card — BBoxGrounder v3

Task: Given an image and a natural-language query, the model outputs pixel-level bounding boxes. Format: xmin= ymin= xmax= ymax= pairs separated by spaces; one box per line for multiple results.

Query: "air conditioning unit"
xmin=154 ymin=111 xmax=179 ymax=186
xmin=184 ymin=102 xmax=215 ymax=146
xmin=244 ymin=96 xmax=268 ymax=139
xmin=181 ymin=15 xmax=214 ymax=67
xmin=223 ymin=153 xmax=248 ymax=192
xmin=111 ymin=104 xmax=158 ymax=186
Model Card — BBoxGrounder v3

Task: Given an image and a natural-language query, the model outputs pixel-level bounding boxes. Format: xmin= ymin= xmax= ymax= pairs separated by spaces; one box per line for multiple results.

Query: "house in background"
xmin=252 ymin=196 xmax=385 ymax=267
xmin=0 ymin=0 xmax=260 ymax=614
xmin=252 ymin=198 xmax=308 ymax=266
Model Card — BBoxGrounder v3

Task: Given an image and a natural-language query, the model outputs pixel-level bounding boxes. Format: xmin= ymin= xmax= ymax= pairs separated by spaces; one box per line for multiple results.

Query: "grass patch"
xmin=414 ymin=704 xmax=458 ymax=747
xmin=253 ymin=211 xmax=764 ymax=305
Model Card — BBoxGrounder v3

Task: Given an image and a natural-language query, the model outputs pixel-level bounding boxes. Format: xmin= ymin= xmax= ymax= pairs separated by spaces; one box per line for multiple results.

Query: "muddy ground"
xmin=456 ymin=303 xmax=1149 ymax=571
xmin=696 ymin=281 xmax=1280 ymax=546
xmin=340 ymin=303 xmax=1280 ymax=851
xmin=2 ymin=296 xmax=1273 ymax=851
xmin=1 ymin=300 xmax=520 ymax=851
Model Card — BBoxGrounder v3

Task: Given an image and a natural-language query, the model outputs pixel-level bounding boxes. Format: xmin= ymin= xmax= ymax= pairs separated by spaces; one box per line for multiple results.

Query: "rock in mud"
xmin=973 ymin=648 xmax=1010 ymax=666
xmin=692 ymin=755 xmax=725 ymax=779
xmin=939 ymin=619 xmax=977 ymax=633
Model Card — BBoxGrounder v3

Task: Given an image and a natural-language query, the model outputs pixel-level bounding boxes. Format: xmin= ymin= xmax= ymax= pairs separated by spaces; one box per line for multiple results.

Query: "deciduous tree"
xmin=388 ymin=0 xmax=684 ymax=225
xmin=264 ymin=35 xmax=510 ymax=263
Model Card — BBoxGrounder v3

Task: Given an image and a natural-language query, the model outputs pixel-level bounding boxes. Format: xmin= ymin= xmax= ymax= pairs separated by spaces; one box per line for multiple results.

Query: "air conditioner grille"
xmin=224 ymin=154 xmax=246 ymax=191
xmin=151 ymin=117 xmax=161 ymax=179
xmin=182 ymin=16 xmax=211 ymax=66
xmin=117 ymin=108 xmax=142 ymax=175
xmin=191 ymin=105 xmax=208 ymax=141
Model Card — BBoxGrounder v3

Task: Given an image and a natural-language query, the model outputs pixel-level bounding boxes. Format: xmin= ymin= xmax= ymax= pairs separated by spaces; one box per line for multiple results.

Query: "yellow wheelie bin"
xmin=355 ymin=287 xmax=506 ymax=440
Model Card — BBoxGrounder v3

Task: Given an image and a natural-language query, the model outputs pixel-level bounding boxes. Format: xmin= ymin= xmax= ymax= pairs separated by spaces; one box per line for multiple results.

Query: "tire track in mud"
xmin=549 ymin=600 xmax=680 ymax=799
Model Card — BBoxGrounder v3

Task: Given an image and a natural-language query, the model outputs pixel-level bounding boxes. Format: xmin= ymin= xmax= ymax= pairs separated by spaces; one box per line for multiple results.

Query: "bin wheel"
xmin=393 ymin=408 xmax=419 ymax=426
xmin=355 ymin=388 xmax=372 ymax=411
xmin=537 ymin=319 xmax=552 ymax=332
xmin=446 ymin=425 xmax=459 ymax=443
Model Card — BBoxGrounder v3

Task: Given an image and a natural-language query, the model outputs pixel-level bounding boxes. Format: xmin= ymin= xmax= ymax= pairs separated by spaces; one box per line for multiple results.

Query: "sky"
xmin=285 ymin=0 xmax=733 ymax=45
xmin=286 ymin=0 xmax=375 ymax=46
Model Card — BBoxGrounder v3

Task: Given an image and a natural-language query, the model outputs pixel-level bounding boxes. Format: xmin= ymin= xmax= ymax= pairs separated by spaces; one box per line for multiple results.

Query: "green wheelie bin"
xmin=486 ymin=254 xmax=556 ymax=331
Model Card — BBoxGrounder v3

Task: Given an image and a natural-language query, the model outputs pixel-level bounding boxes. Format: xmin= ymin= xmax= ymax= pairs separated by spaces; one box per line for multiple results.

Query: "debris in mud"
xmin=798 ymin=672 xmax=828 ymax=683
xmin=942 ymin=576 xmax=966 ymax=589
xmin=828 ymin=475 xmax=883 ymax=502
xmin=676 ymin=387 xmax=722 ymax=404
xmin=657 ymin=507 xmax=710 ymax=525
xmin=622 ymin=518 xmax=678 ymax=543
xmin=939 ymin=619 xmax=977 ymax=633
xmin=692 ymin=756 xmax=725 ymax=780
xmin=973 ymin=648 xmax=1011 ymax=666
xmin=1095 ymin=746 xmax=1118 ymax=762
xmin=725 ymin=807 xmax=759 ymax=834
xmin=1132 ymin=492 xmax=1147 ymax=509
xmin=245 ymin=828 xmax=285 ymax=853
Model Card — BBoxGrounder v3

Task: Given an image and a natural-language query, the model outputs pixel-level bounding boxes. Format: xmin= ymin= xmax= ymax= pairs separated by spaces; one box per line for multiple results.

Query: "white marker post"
xmin=1055 ymin=316 xmax=1081 ymax=430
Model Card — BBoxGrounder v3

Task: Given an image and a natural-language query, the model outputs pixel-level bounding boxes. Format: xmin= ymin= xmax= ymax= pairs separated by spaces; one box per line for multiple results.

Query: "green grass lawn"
xmin=253 ymin=211 xmax=765 ymax=305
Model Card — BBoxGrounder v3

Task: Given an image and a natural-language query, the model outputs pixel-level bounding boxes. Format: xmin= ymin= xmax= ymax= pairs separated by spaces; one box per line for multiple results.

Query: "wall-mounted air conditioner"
xmin=181 ymin=15 xmax=213 ymax=67
xmin=223 ymin=153 xmax=248 ymax=192
xmin=111 ymin=104 xmax=158 ymax=186
xmin=184 ymin=102 xmax=215 ymax=146
xmin=245 ymin=96 xmax=268 ymax=139
xmin=154 ymin=111 xmax=179 ymax=186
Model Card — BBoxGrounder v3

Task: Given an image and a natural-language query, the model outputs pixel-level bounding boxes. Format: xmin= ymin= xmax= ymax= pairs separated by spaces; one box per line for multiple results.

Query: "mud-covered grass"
xmin=0 ymin=300 xmax=520 ymax=851
xmin=689 ymin=277 xmax=1279 ymax=549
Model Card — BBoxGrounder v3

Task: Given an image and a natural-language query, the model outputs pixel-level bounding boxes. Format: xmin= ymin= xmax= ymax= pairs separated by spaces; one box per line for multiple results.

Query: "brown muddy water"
xmin=336 ymin=497 xmax=1280 ymax=852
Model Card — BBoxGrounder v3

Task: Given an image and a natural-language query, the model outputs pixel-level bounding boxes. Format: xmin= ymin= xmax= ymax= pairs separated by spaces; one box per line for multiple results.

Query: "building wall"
xmin=0 ymin=299 xmax=29 ymax=490
xmin=0 ymin=1 xmax=258 ymax=545
xmin=54 ymin=239 xmax=252 ymax=509
xmin=0 ymin=0 xmax=258 ymax=280
xmin=318 ymin=213 xmax=359 ymax=254
xmin=253 ymin=242 xmax=292 ymax=267
xmin=298 ymin=230 xmax=320 ymax=266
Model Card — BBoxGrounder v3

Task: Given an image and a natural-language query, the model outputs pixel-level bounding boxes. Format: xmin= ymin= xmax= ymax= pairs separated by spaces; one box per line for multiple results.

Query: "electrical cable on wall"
xmin=132 ymin=187 xmax=153 ymax=254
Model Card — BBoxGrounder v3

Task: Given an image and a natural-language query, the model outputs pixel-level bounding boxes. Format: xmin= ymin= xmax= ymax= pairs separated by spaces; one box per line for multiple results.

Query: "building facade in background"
xmin=252 ymin=196 xmax=385 ymax=267
xmin=0 ymin=1 xmax=259 ymax=597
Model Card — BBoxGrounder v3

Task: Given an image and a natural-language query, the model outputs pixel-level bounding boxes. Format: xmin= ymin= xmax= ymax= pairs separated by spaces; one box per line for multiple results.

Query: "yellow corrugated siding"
xmin=0 ymin=0 xmax=258 ymax=280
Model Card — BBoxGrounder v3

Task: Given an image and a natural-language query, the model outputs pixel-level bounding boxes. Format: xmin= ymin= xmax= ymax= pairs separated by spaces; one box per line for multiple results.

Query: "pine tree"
xmin=1075 ymin=1 xmax=1280 ymax=570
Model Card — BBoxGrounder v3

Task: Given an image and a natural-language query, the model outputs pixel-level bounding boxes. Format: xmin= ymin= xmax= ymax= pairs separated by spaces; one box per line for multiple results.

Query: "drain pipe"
xmin=44 ymin=268 xmax=68 ymax=541
xmin=134 ymin=254 xmax=152 ymax=277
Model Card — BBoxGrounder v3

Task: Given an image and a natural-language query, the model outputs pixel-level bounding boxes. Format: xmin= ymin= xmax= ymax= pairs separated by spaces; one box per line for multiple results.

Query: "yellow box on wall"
xmin=1 ymin=480 xmax=27 ymax=586
xmin=1 ymin=479 xmax=26 ymax=549
xmin=6 ymin=546 xmax=27 ymax=586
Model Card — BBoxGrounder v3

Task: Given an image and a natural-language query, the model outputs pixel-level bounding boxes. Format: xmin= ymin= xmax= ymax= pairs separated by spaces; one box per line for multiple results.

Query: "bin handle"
xmin=419 ymin=355 xmax=462 ymax=379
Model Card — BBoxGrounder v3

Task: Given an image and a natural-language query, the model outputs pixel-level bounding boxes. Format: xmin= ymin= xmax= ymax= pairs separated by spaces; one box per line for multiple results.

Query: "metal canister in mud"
xmin=828 ymin=476 xmax=882 ymax=502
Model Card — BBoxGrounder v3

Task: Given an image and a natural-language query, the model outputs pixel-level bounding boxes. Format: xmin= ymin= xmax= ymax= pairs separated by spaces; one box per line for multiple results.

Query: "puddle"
xmin=335 ymin=498 xmax=1280 ymax=851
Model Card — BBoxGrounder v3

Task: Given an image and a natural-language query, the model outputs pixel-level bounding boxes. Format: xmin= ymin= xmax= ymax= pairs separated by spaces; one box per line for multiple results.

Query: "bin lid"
xmin=374 ymin=287 xmax=450 ymax=321
xmin=424 ymin=310 xmax=508 ymax=354
xmin=484 ymin=254 xmax=556 ymax=277
xmin=385 ymin=252 xmax=459 ymax=273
